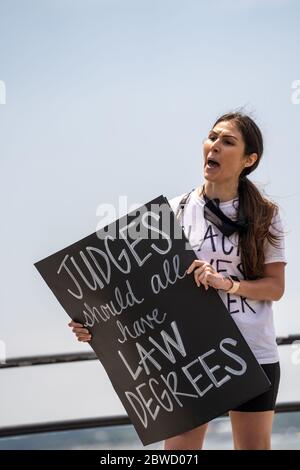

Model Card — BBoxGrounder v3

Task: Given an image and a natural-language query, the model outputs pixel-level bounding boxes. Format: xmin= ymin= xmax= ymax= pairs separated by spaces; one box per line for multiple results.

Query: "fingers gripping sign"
xmin=68 ymin=320 xmax=92 ymax=342
xmin=186 ymin=260 xmax=213 ymax=290
xmin=186 ymin=260 xmax=227 ymax=291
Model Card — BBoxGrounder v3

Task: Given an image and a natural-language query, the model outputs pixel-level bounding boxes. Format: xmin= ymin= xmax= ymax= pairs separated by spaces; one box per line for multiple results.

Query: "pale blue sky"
xmin=0 ymin=0 xmax=299 ymax=362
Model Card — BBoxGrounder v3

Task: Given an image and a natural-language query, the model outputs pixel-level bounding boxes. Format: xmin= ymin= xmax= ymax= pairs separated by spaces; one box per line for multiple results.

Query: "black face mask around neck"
xmin=202 ymin=188 xmax=249 ymax=237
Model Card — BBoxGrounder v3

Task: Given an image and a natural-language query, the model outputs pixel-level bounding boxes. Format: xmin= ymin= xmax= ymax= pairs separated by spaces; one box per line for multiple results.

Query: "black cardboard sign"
xmin=35 ymin=195 xmax=270 ymax=445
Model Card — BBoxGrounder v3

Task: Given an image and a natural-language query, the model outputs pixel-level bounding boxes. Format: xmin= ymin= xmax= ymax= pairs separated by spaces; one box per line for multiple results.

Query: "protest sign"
xmin=35 ymin=195 xmax=270 ymax=445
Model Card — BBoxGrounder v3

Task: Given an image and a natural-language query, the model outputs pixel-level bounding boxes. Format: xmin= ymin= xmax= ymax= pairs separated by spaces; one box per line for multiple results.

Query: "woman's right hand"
xmin=68 ymin=320 xmax=92 ymax=342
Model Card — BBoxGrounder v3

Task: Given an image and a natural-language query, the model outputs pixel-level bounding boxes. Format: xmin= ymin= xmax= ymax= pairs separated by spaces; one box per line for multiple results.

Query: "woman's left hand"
xmin=186 ymin=259 xmax=228 ymax=291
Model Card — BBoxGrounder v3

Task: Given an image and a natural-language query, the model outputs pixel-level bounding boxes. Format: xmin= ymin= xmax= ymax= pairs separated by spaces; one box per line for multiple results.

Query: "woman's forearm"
xmin=233 ymin=277 xmax=284 ymax=302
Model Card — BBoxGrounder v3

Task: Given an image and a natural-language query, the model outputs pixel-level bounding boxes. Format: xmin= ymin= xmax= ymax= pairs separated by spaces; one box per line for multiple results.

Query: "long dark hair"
xmin=212 ymin=111 xmax=283 ymax=280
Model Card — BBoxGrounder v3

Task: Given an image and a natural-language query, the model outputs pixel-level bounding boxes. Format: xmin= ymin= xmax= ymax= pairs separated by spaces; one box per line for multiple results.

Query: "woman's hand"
xmin=68 ymin=320 xmax=92 ymax=342
xmin=186 ymin=260 xmax=230 ymax=291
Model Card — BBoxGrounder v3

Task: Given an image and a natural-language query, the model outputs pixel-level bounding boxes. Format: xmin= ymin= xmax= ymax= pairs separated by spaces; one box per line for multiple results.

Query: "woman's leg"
xmin=229 ymin=410 xmax=274 ymax=450
xmin=164 ymin=422 xmax=209 ymax=450
xmin=230 ymin=362 xmax=280 ymax=449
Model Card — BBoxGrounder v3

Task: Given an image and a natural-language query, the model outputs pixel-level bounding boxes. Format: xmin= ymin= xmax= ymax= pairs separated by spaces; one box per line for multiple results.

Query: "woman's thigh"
xmin=164 ymin=422 xmax=209 ymax=450
xmin=229 ymin=410 xmax=274 ymax=450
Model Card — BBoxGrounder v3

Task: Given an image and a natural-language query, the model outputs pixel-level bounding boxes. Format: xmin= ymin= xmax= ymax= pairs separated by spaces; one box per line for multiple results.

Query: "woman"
xmin=69 ymin=111 xmax=287 ymax=450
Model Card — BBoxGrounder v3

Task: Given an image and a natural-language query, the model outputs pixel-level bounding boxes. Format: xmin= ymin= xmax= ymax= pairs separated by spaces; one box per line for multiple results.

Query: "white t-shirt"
xmin=169 ymin=187 xmax=287 ymax=364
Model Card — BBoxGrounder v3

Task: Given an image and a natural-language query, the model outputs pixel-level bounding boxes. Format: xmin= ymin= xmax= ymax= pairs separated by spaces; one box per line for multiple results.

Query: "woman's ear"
xmin=244 ymin=152 xmax=258 ymax=168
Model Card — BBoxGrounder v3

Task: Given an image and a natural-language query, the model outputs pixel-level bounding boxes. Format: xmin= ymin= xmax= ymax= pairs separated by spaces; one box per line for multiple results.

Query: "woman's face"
xmin=203 ymin=120 xmax=256 ymax=184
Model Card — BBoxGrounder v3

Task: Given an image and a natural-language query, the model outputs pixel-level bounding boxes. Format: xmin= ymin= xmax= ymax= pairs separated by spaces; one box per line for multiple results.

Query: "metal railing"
xmin=0 ymin=402 xmax=299 ymax=439
xmin=1 ymin=335 xmax=299 ymax=370
xmin=0 ymin=334 xmax=299 ymax=440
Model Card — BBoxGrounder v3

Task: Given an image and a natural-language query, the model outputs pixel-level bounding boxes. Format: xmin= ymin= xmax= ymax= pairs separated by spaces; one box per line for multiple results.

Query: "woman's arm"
xmin=187 ymin=260 xmax=286 ymax=302
xmin=234 ymin=262 xmax=286 ymax=302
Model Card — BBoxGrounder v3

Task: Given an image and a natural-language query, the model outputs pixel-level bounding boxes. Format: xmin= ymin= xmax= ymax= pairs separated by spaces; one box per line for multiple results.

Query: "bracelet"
xmin=224 ymin=276 xmax=240 ymax=294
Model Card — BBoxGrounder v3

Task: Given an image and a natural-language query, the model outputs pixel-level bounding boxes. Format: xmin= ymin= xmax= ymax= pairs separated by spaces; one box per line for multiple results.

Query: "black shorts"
xmin=231 ymin=362 xmax=281 ymax=412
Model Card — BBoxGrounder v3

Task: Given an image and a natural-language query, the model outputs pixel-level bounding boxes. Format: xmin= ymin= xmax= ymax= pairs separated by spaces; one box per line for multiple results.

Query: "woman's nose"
xmin=210 ymin=139 xmax=221 ymax=152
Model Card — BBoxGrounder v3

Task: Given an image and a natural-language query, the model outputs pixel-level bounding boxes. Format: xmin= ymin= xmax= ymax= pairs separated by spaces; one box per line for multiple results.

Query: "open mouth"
xmin=206 ymin=157 xmax=220 ymax=169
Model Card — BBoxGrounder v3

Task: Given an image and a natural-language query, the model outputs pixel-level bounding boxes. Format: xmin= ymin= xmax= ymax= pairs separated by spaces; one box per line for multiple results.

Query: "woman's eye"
xmin=208 ymin=135 xmax=234 ymax=145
